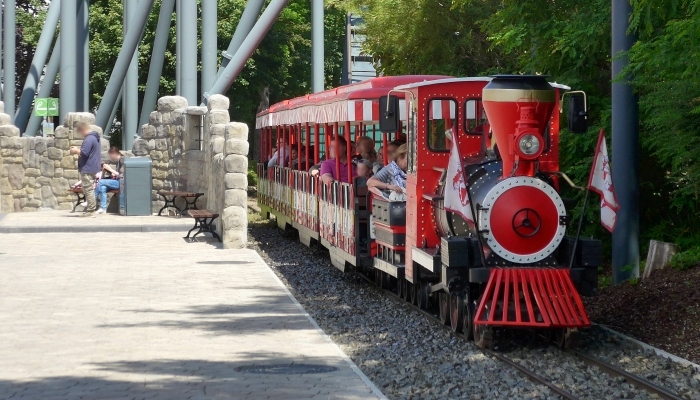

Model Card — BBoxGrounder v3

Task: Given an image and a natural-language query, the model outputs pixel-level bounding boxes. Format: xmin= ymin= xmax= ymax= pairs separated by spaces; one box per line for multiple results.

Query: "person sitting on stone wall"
xmin=93 ymin=147 xmax=124 ymax=214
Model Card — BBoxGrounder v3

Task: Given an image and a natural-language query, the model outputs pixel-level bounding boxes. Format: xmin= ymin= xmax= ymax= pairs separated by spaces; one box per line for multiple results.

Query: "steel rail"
xmin=568 ymin=349 xmax=685 ymax=400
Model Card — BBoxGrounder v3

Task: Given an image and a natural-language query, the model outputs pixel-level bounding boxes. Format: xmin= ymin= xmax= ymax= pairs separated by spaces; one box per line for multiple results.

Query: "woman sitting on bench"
xmin=94 ymin=147 xmax=124 ymax=214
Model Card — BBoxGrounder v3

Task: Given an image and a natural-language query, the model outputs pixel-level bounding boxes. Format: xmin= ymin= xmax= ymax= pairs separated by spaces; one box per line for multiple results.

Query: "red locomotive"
xmin=256 ymin=75 xmax=600 ymax=347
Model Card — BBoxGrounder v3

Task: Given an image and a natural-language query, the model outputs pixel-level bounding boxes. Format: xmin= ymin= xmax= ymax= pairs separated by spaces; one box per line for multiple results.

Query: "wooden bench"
xmin=157 ymin=190 xmax=204 ymax=216
xmin=185 ymin=210 xmax=221 ymax=242
xmin=68 ymin=187 xmax=120 ymax=213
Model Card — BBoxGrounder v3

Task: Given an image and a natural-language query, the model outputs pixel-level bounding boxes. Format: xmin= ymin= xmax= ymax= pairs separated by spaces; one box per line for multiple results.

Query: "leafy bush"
xmin=247 ymin=162 xmax=258 ymax=187
xmin=669 ymin=247 xmax=700 ymax=271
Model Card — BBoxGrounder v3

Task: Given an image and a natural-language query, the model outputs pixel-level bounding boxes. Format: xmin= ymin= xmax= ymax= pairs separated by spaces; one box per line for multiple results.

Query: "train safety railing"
xmin=319 ymin=181 xmax=356 ymax=256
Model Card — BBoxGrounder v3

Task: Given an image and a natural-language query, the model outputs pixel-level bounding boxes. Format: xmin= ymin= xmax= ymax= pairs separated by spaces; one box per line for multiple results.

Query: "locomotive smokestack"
xmin=482 ymin=75 xmax=555 ymax=178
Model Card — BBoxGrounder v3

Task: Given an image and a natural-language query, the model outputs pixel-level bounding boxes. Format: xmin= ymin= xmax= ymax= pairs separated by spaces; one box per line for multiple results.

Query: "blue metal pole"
xmin=139 ymin=0 xmax=175 ymax=127
xmin=180 ymin=0 xmax=198 ymax=106
xmin=201 ymin=0 xmax=218 ymax=97
xmin=95 ymin=0 xmax=155 ymax=130
xmin=78 ymin=0 xmax=90 ymax=111
xmin=25 ymin=36 xmax=61 ymax=137
xmin=4 ymin=0 xmax=16 ymax=121
xmin=105 ymin=87 xmax=123 ymax=138
xmin=15 ymin=0 xmax=61 ymax=133
xmin=175 ymin=0 xmax=182 ymax=96
xmin=216 ymin=0 xmax=265 ymax=77
xmin=611 ymin=0 xmax=640 ymax=283
xmin=123 ymin=0 xmax=140 ymax=151
xmin=311 ymin=0 xmax=324 ymax=93
xmin=205 ymin=0 xmax=290 ymax=100
xmin=60 ymin=0 xmax=78 ymax=117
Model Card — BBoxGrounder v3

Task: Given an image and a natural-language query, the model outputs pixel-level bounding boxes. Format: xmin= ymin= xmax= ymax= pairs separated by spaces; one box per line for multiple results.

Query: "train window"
xmin=427 ymin=98 xmax=457 ymax=152
xmin=464 ymin=99 xmax=487 ymax=135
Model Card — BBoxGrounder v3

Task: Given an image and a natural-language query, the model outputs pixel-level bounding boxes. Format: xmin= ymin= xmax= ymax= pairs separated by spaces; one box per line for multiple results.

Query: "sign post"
xmin=35 ymin=98 xmax=59 ymax=137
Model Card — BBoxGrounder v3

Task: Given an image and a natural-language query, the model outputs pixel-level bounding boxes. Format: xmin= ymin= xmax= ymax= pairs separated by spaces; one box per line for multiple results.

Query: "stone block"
xmin=0 ymin=102 xmax=4 ymax=114
xmin=0 ymin=136 xmax=21 ymax=148
xmin=26 ymin=186 xmax=35 ymax=195
xmin=53 ymin=126 xmax=70 ymax=139
xmin=223 ymin=230 xmax=247 ymax=250
xmin=12 ymin=189 xmax=27 ymax=198
xmin=142 ymin=124 xmax=156 ymax=139
xmin=224 ymin=173 xmax=248 ymax=190
xmin=63 ymin=112 xmax=95 ymax=127
xmin=132 ymin=139 xmax=150 ymax=156
xmin=212 ymin=137 xmax=225 ymax=155
xmin=222 ymin=205 xmax=248 ymax=230
xmin=0 ymin=148 xmax=23 ymax=157
xmin=185 ymin=106 xmax=207 ymax=116
xmin=210 ymin=124 xmax=226 ymax=138
xmin=209 ymin=110 xmax=230 ymax=125
xmin=40 ymin=157 xmax=55 ymax=177
xmin=64 ymin=170 xmax=79 ymax=180
xmin=16 ymin=198 xmax=23 ymax=211
xmin=0 ymin=113 xmax=11 ymax=125
xmin=25 ymin=199 xmax=42 ymax=208
xmin=155 ymin=125 xmax=170 ymax=139
xmin=50 ymin=178 xmax=69 ymax=195
xmin=225 ymin=122 xmax=249 ymax=141
xmin=224 ymin=154 xmax=248 ymax=174
xmin=152 ymin=180 xmax=163 ymax=190
xmin=54 ymin=139 xmax=70 ymax=150
xmin=25 ymin=168 xmax=41 ymax=177
xmin=225 ymin=139 xmax=249 ymax=156
xmin=29 ymin=177 xmax=38 ymax=188
xmin=37 ymin=176 xmax=51 ymax=186
xmin=35 ymin=138 xmax=49 ymax=154
xmin=171 ymin=111 xmax=184 ymax=125
xmin=70 ymin=140 xmax=83 ymax=147
xmin=1 ymin=195 xmax=13 ymax=212
xmin=154 ymin=139 xmax=168 ymax=151
xmin=149 ymin=111 xmax=162 ymax=125
xmin=151 ymin=151 xmax=163 ymax=161
xmin=0 ymin=124 xmax=19 ymax=137
xmin=47 ymin=147 xmax=63 ymax=160
xmin=41 ymin=186 xmax=57 ymax=208
xmin=153 ymin=169 xmax=167 ymax=179
xmin=0 ymin=178 xmax=11 ymax=195
xmin=60 ymin=155 xmax=76 ymax=169
xmin=91 ymin=125 xmax=104 ymax=137
xmin=7 ymin=164 xmax=24 ymax=189
xmin=157 ymin=96 xmax=188 ymax=112
xmin=100 ymin=139 xmax=109 ymax=152
xmin=207 ymin=95 xmax=230 ymax=111
xmin=225 ymin=188 xmax=247 ymax=208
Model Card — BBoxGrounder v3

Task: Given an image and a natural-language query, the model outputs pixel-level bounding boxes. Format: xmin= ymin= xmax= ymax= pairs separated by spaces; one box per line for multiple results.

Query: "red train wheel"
xmin=449 ymin=294 xmax=464 ymax=333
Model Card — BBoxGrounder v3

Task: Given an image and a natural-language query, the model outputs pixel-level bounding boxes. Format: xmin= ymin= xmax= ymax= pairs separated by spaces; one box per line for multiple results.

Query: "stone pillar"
xmin=205 ymin=94 xmax=229 ymax=211
xmin=222 ymin=122 xmax=249 ymax=249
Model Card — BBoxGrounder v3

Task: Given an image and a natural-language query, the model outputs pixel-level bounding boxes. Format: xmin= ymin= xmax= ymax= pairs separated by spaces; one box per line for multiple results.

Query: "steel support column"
xmin=123 ymin=0 xmax=140 ymax=151
xmin=60 ymin=0 xmax=79 ymax=117
xmin=311 ymin=0 xmax=324 ymax=93
xmin=216 ymin=0 xmax=265 ymax=77
xmin=106 ymin=87 xmax=123 ymax=137
xmin=611 ymin=0 xmax=640 ymax=283
xmin=180 ymin=0 xmax=198 ymax=105
xmin=95 ymin=0 xmax=155 ymax=131
xmin=78 ymin=0 xmax=90 ymax=110
xmin=15 ymin=0 xmax=61 ymax=133
xmin=140 ymin=0 xmax=175 ymax=127
xmin=25 ymin=36 xmax=61 ymax=137
xmin=205 ymin=0 xmax=290 ymax=101
xmin=201 ymin=0 xmax=217 ymax=97
xmin=3 ymin=0 xmax=16 ymax=121
xmin=175 ymin=0 xmax=182 ymax=95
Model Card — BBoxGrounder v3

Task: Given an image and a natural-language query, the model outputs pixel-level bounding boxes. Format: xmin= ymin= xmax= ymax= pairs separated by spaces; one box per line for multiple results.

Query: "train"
xmin=255 ymin=75 xmax=601 ymax=348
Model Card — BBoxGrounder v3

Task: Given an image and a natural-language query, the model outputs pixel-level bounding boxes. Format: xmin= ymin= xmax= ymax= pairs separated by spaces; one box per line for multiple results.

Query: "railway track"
xmin=356 ymin=269 xmax=687 ymax=400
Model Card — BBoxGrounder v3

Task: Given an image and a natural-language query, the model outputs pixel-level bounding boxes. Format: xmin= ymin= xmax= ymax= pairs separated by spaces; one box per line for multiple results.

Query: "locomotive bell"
xmin=482 ymin=75 xmax=556 ymax=178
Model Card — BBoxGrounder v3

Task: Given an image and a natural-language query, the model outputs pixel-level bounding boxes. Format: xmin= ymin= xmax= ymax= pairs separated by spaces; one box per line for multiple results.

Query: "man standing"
xmin=70 ymin=122 xmax=101 ymax=217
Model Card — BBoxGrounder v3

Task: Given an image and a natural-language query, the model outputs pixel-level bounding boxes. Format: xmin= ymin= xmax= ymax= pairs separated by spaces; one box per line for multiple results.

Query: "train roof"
xmin=396 ymin=76 xmax=571 ymax=91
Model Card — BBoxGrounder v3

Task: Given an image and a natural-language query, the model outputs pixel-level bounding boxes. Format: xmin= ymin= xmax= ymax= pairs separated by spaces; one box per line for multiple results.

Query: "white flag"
xmin=444 ymin=134 xmax=474 ymax=227
xmin=588 ymin=129 xmax=619 ymax=232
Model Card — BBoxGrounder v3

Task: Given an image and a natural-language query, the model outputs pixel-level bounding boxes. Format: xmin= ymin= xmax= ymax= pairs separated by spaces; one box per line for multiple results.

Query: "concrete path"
xmin=0 ymin=210 xmax=192 ymax=233
xmin=0 ymin=231 xmax=384 ymax=399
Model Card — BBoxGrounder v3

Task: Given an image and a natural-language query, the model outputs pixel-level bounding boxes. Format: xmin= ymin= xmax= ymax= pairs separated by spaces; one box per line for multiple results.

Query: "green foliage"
xmin=247 ymin=162 xmax=258 ymax=187
xmin=670 ymin=247 xmax=700 ymax=271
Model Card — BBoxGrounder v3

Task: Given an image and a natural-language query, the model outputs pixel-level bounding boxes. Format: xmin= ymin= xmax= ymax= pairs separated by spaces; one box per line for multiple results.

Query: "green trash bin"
xmin=119 ymin=157 xmax=153 ymax=216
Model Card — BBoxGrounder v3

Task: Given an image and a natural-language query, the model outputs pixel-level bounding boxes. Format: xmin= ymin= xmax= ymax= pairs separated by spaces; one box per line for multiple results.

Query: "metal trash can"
xmin=120 ymin=157 xmax=153 ymax=216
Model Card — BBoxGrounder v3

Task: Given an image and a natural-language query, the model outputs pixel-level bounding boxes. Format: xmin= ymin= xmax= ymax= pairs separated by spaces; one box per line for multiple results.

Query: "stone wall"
xmin=0 ymin=109 xmax=106 ymax=213
xmin=222 ymin=123 xmax=249 ymax=248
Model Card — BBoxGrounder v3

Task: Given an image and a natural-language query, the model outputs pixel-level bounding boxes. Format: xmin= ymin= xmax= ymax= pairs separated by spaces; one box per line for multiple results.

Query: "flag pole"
xmin=569 ymin=187 xmax=591 ymax=269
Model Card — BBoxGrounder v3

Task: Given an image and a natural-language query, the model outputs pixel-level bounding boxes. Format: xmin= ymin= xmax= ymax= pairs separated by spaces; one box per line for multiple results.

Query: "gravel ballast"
xmin=247 ymin=214 xmax=699 ymax=400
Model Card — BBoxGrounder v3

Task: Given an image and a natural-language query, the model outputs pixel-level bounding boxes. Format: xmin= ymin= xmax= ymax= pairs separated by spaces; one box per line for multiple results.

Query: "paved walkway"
xmin=0 ymin=230 xmax=385 ymax=399
xmin=0 ymin=210 xmax=192 ymax=233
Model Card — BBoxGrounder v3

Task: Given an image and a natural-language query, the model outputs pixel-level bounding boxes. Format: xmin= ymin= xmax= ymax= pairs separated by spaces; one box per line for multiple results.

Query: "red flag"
xmin=444 ymin=134 xmax=474 ymax=227
xmin=588 ymin=129 xmax=619 ymax=232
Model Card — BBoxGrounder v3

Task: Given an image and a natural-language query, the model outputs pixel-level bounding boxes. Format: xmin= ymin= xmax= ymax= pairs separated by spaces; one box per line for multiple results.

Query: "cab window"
xmin=427 ymin=98 xmax=457 ymax=152
xmin=464 ymin=99 xmax=487 ymax=135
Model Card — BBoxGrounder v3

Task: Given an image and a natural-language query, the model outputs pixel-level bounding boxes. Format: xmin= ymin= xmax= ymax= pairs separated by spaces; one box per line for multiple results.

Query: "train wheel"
xmin=397 ymin=276 xmax=405 ymax=299
xmin=373 ymin=270 xmax=382 ymax=287
xmin=439 ymin=293 xmax=450 ymax=326
xmin=462 ymin=293 xmax=475 ymax=340
xmin=417 ymin=282 xmax=430 ymax=310
xmin=382 ymin=272 xmax=392 ymax=290
xmin=406 ymin=282 xmax=414 ymax=304
xmin=449 ymin=295 xmax=465 ymax=333
xmin=473 ymin=301 xmax=493 ymax=349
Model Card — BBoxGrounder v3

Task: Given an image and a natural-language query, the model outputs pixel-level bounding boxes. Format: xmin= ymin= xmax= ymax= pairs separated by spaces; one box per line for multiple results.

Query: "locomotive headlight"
xmin=518 ymin=134 xmax=541 ymax=156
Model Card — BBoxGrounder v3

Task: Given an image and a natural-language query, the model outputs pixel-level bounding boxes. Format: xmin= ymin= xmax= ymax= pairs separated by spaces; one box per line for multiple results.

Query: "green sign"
xmin=34 ymin=98 xmax=59 ymax=117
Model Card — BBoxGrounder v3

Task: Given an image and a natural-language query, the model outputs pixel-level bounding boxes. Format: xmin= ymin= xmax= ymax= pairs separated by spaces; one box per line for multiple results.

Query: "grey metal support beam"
xmin=179 ymin=0 xmax=198 ymax=106
xmin=216 ymin=0 xmax=265 ymax=77
xmin=201 ymin=0 xmax=218 ymax=97
xmin=15 ymin=0 xmax=61 ymax=133
xmin=205 ymin=0 xmax=290 ymax=100
xmin=175 ymin=0 xmax=182 ymax=95
xmin=95 ymin=0 xmax=155 ymax=131
xmin=611 ymin=0 xmax=640 ymax=284
xmin=139 ymin=0 xmax=175 ymax=127
xmin=311 ymin=0 xmax=324 ymax=93
xmin=4 ymin=0 xmax=16 ymax=121
xmin=60 ymin=0 xmax=79 ymax=117
xmin=105 ymin=87 xmax=123 ymax=137
xmin=78 ymin=0 xmax=90 ymax=110
xmin=123 ymin=0 xmax=140 ymax=151
xmin=25 ymin=36 xmax=61 ymax=137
